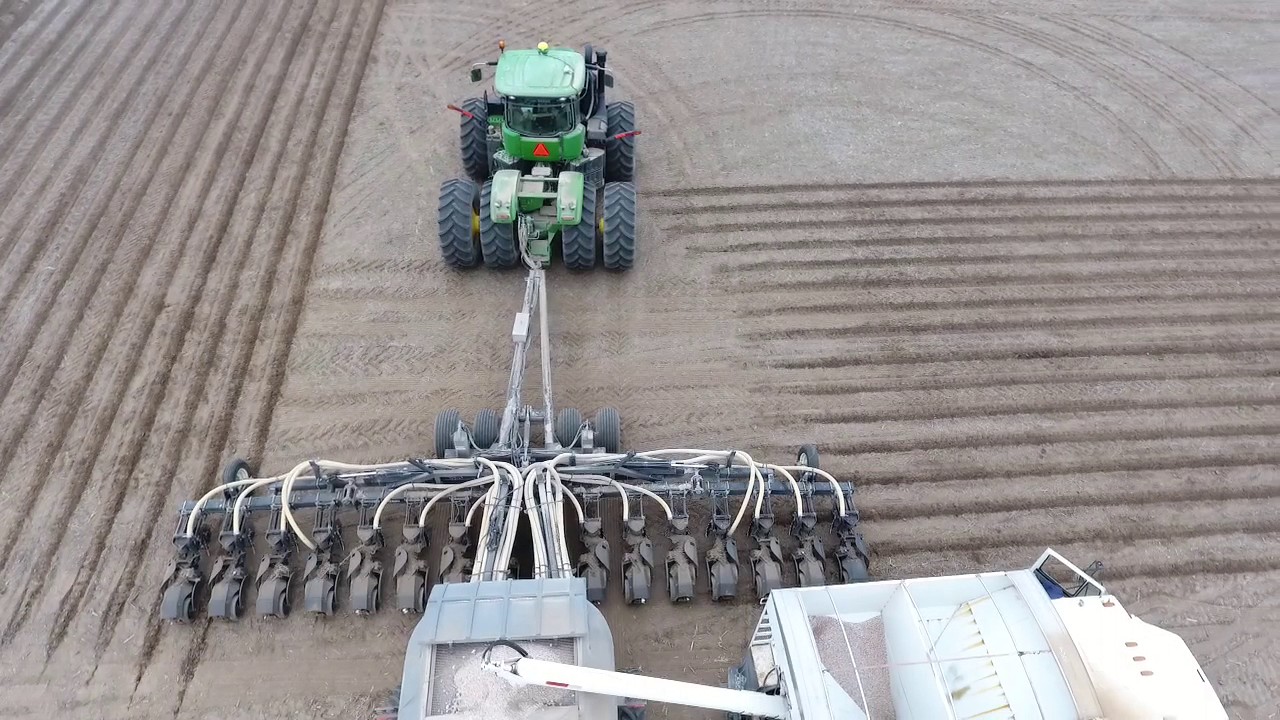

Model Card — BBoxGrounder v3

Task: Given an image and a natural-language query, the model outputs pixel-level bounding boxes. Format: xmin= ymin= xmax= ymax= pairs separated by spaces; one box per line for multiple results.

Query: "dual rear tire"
xmin=562 ymin=182 xmax=636 ymax=271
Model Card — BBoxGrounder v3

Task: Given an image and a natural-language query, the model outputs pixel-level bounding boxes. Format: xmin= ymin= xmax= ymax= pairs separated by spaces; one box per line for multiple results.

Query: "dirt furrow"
xmin=0 ymin=0 xmax=262 ymax=645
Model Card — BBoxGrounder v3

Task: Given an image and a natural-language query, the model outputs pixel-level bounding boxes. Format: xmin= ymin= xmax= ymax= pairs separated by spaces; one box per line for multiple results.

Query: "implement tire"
xmin=602 ymin=182 xmax=636 ymax=271
xmin=561 ymin=186 xmax=597 ymax=270
xmin=459 ymin=97 xmax=489 ymax=181
xmin=555 ymin=408 xmax=584 ymax=448
xmin=605 ymin=101 xmax=636 ymax=182
xmin=473 ymin=408 xmax=500 ymax=449
xmin=594 ymin=407 xmax=621 ymax=453
xmin=479 ymin=181 xmax=518 ymax=268
xmin=437 ymin=179 xmax=480 ymax=268
xmin=434 ymin=409 xmax=462 ymax=457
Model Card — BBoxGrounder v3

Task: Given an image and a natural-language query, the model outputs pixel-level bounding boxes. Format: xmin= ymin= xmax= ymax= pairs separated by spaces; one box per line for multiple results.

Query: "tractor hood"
xmin=494 ymin=49 xmax=586 ymax=98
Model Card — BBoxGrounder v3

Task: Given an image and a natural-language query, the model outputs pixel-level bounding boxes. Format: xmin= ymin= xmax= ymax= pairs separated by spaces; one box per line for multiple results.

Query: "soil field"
xmin=0 ymin=0 xmax=1277 ymax=718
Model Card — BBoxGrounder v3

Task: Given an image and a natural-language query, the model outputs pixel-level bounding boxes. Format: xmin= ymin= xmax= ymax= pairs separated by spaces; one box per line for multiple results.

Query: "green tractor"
xmin=437 ymin=41 xmax=638 ymax=271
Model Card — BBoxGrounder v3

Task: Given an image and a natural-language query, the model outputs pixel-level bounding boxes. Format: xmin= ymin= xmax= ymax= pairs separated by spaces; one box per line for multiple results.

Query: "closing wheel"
xmin=561 ymin=186 xmax=597 ymax=270
xmin=594 ymin=407 xmax=621 ymax=453
xmin=797 ymin=444 xmax=820 ymax=483
xmin=555 ymin=408 xmax=583 ymax=448
xmin=605 ymin=101 xmax=636 ymax=182
xmin=434 ymin=409 xmax=462 ymax=457
xmin=459 ymin=97 xmax=489 ymax=181
xmin=437 ymin=179 xmax=480 ymax=268
xmin=473 ymin=408 xmax=500 ymax=449
xmin=602 ymin=182 xmax=636 ymax=271
xmin=479 ymin=181 xmax=518 ymax=268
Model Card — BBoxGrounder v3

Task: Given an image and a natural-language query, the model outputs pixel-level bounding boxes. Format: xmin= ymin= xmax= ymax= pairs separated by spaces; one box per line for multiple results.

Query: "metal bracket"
xmin=705 ymin=489 xmax=739 ymax=601
xmin=621 ymin=510 xmax=653 ymax=605
xmin=832 ymin=484 xmax=870 ymax=583
xmin=576 ymin=492 xmax=610 ymax=604
xmin=438 ymin=496 xmax=473 ymax=584
xmin=790 ymin=512 xmax=827 ymax=588
xmin=665 ymin=501 xmax=697 ymax=603
xmin=748 ymin=484 xmax=784 ymax=601
xmin=254 ymin=496 xmax=293 ymax=618
xmin=160 ymin=508 xmax=208 ymax=622
xmin=303 ymin=500 xmax=343 ymax=615
xmin=208 ymin=523 xmax=253 ymax=620
xmin=345 ymin=501 xmax=383 ymax=615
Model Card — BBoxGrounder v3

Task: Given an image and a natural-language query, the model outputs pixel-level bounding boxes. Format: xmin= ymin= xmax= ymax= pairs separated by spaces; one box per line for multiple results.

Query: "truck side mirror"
xmin=470 ymin=67 xmax=483 ymax=82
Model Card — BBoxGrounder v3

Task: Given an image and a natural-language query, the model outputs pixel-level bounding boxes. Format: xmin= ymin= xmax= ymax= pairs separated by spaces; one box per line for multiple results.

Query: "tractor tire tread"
xmin=437 ymin=179 xmax=479 ymax=268
xmin=606 ymin=101 xmax=636 ymax=182
xmin=460 ymin=97 xmax=489 ymax=181
xmin=602 ymin=182 xmax=636 ymax=271
xmin=479 ymin=181 xmax=518 ymax=268
xmin=562 ymin=186 xmax=597 ymax=270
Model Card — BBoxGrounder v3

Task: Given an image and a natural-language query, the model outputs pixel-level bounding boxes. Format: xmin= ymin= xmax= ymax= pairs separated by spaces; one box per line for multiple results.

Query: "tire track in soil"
xmin=43 ymin=0 xmax=320 ymax=660
xmin=109 ymin=0 xmax=336 ymax=691
xmin=0 ymin=0 xmax=255 ymax=644
xmin=0 ymin=0 xmax=113 ymax=211
xmin=0 ymin=0 xmax=131 ymax=273
xmin=0 ymin=0 xmax=40 ymax=49
xmin=958 ymin=12 xmax=1238 ymax=174
xmin=114 ymin=1 xmax=373 ymax=692
xmin=612 ymin=6 xmax=1172 ymax=171
xmin=648 ymin=177 xmax=1280 ymax=198
xmin=164 ymin=5 xmax=384 ymax=711
xmin=1052 ymin=16 xmax=1268 ymax=154
xmin=237 ymin=0 xmax=386 ymax=468
xmin=0 ymin=1 xmax=187 ymax=476
xmin=0 ymin=0 xmax=219 ymax=591
xmin=0 ymin=0 xmax=173 ymax=381
xmin=0 ymin=0 xmax=87 ymax=119
xmin=698 ymin=227 xmax=1280 ymax=254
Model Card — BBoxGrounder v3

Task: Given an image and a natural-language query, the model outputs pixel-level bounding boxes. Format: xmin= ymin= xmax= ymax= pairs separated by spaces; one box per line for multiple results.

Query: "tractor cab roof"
xmin=494 ymin=48 xmax=586 ymax=99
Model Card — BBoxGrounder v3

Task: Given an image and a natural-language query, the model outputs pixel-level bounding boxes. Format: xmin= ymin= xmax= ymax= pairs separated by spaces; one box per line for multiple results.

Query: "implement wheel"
xmin=459 ymin=97 xmax=489 ymax=181
xmin=473 ymin=408 xmax=500 ymax=449
xmin=434 ymin=409 xmax=462 ymax=457
xmin=594 ymin=407 xmax=621 ymax=453
xmin=602 ymin=182 xmax=636 ymax=271
xmin=797 ymin=444 xmax=819 ymax=483
xmin=479 ymin=181 xmax=517 ymax=268
xmin=555 ymin=408 xmax=583 ymax=448
xmin=437 ymin=179 xmax=479 ymax=268
xmin=605 ymin=101 xmax=636 ymax=182
xmin=561 ymin=186 xmax=597 ymax=270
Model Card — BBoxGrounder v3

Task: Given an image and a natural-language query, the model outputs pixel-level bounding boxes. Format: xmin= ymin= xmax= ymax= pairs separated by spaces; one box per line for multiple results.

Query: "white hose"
xmin=774 ymin=464 xmax=848 ymax=517
xmin=415 ymin=475 xmax=502 ymax=527
xmin=563 ymin=474 xmax=675 ymax=521
xmin=186 ymin=477 xmax=259 ymax=537
xmin=372 ymin=482 xmax=450 ymax=530
xmin=231 ymin=476 xmax=287 ymax=536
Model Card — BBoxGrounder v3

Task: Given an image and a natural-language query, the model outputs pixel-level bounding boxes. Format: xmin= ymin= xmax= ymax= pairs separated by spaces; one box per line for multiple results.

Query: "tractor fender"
xmin=556 ymin=170 xmax=585 ymax=225
xmin=489 ymin=169 xmax=520 ymax=223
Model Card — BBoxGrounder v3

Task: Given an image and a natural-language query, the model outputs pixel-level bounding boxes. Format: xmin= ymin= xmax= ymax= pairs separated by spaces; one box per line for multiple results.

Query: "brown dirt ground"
xmin=0 ymin=0 xmax=1277 ymax=718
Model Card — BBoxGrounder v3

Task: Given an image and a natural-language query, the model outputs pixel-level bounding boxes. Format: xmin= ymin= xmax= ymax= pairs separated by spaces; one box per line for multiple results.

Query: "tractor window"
xmin=506 ymin=98 xmax=577 ymax=136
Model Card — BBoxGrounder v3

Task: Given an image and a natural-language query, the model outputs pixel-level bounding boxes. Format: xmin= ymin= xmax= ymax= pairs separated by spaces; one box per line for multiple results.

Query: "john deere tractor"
xmin=437 ymin=42 xmax=637 ymax=271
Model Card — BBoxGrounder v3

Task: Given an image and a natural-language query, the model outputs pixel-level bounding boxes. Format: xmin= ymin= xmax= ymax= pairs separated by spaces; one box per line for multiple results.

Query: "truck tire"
xmin=605 ymin=101 xmax=636 ymax=182
xmin=437 ymin=179 xmax=479 ymax=268
xmin=459 ymin=97 xmax=489 ymax=181
xmin=594 ymin=407 xmax=621 ymax=452
xmin=479 ymin=181 xmax=518 ymax=268
xmin=561 ymin=186 xmax=597 ymax=270
xmin=473 ymin=408 xmax=500 ymax=449
xmin=602 ymin=182 xmax=636 ymax=270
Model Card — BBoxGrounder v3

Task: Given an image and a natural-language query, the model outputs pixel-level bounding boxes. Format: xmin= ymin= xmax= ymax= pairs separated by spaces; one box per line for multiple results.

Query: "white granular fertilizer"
xmin=431 ymin=642 xmax=575 ymax=718
xmin=810 ymin=615 xmax=896 ymax=718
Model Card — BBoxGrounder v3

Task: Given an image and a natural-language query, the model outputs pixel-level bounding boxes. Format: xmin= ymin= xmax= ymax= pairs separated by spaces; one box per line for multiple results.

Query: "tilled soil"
xmin=0 ymin=1 xmax=1277 ymax=719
